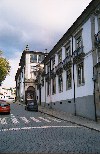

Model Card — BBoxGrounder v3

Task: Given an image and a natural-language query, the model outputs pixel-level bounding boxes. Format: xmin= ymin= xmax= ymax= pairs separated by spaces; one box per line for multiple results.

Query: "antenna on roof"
xmin=25 ymin=45 xmax=29 ymax=51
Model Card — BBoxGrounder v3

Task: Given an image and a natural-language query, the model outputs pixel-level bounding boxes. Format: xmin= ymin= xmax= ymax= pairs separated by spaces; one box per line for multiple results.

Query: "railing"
xmin=73 ymin=46 xmax=85 ymax=64
xmin=55 ymin=62 xmax=63 ymax=75
xmin=73 ymin=46 xmax=84 ymax=58
xmin=94 ymin=31 xmax=100 ymax=48
xmin=63 ymin=55 xmax=72 ymax=69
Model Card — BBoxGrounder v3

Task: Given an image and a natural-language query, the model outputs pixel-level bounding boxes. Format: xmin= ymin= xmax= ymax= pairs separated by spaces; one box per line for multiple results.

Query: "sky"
xmin=0 ymin=0 xmax=92 ymax=88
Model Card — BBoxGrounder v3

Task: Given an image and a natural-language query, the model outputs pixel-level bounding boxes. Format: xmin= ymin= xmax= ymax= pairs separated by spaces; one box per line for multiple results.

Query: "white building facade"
xmin=15 ymin=46 xmax=46 ymax=104
xmin=36 ymin=0 xmax=100 ymax=120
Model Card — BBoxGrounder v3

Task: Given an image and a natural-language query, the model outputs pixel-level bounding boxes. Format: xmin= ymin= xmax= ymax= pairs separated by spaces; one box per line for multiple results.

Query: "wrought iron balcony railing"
xmin=55 ymin=62 xmax=63 ymax=75
xmin=94 ymin=31 xmax=100 ymax=48
xmin=73 ymin=46 xmax=85 ymax=63
xmin=63 ymin=55 xmax=72 ymax=69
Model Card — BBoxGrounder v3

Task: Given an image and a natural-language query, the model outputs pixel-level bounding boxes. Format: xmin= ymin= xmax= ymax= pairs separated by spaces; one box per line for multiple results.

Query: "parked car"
xmin=25 ymin=100 xmax=38 ymax=112
xmin=0 ymin=100 xmax=10 ymax=114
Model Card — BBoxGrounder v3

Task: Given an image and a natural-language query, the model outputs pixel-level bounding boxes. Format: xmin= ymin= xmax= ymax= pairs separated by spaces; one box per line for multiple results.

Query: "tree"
xmin=0 ymin=50 xmax=10 ymax=85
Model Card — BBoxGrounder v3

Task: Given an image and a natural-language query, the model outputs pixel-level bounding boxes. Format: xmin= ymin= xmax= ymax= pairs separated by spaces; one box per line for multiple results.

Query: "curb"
xmin=39 ymin=108 xmax=100 ymax=132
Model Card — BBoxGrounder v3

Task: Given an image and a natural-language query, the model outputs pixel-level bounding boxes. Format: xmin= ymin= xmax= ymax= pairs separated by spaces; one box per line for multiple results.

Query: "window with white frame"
xmin=66 ymin=69 xmax=72 ymax=90
xmin=58 ymin=50 xmax=62 ymax=63
xmin=58 ymin=74 xmax=63 ymax=92
xmin=77 ymin=62 xmax=85 ymax=86
xmin=52 ymin=77 xmax=56 ymax=94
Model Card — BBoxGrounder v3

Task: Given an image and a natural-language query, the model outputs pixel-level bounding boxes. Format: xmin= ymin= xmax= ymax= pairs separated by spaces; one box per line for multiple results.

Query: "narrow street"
xmin=0 ymin=103 xmax=100 ymax=153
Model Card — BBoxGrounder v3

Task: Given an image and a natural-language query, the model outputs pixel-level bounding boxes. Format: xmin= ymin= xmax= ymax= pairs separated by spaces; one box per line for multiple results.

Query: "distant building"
xmin=15 ymin=45 xmax=47 ymax=103
xmin=36 ymin=0 xmax=100 ymax=121
xmin=0 ymin=87 xmax=15 ymax=100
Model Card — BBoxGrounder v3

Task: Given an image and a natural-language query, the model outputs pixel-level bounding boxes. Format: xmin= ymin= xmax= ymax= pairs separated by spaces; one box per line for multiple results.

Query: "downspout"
xmin=93 ymin=66 xmax=97 ymax=121
xmin=72 ymin=35 xmax=76 ymax=116
xmin=45 ymin=66 xmax=46 ymax=107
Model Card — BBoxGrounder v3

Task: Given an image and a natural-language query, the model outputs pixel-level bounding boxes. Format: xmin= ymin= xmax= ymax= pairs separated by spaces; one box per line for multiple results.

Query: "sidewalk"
xmin=38 ymin=105 xmax=100 ymax=132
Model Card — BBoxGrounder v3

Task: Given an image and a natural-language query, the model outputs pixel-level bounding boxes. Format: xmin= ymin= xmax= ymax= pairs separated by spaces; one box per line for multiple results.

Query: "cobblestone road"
xmin=0 ymin=103 xmax=100 ymax=153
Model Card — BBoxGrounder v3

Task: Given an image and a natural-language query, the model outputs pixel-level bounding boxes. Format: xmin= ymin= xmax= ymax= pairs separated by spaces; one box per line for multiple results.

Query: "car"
xmin=25 ymin=100 xmax=38 ymax=112
xmin=0 ymin=100 xmax=10 ymax=114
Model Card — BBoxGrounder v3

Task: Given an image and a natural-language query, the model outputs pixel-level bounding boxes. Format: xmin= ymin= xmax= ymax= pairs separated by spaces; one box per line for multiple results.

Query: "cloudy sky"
xmin=0 ymin=0 xmax=92 ymax=88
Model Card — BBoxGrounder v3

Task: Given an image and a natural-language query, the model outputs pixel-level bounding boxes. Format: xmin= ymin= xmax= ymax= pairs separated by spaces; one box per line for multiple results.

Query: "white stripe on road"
xmin=20 ymin=117 xmax=30 ymax=123
xmin=30 ymin=117 xmax=41 ymax=122
xmin=11 ymin=118 xmax=19 ymax=124
xmin=0 ymin=118 xmax=7 ymax=125
xmin=39 ymin=117 xmax=51 ymax=122
xmin=47 ymin=117 xmax=61 ymax=122
xmin=0 ymin=125 xmax=81 ymax=132
xmin=10 ymin=114 xmax=19 ymax=124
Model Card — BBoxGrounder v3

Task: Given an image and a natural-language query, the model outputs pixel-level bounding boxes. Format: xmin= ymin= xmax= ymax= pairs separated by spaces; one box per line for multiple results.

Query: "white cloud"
xmin=0 ymin=0 xmax=92 ymax=88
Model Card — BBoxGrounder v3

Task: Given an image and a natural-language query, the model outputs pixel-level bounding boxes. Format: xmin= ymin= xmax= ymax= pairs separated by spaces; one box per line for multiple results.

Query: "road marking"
xmin=47 ymin=117 xmax=61 ymax=122
xmin=0 ymin=125 xmax=81 ymax=132
xmin=0 ymin=118 xmax=7 ymax=125
xmin=11 ymin=117 xmax=19 ymax=124
xmin=30 ymin=117 xmax=41 ymax=122
xmin=39 ymin=117 xmax=51 ymax=122
xmin=20 ymin=117 xmax=30 ymax=123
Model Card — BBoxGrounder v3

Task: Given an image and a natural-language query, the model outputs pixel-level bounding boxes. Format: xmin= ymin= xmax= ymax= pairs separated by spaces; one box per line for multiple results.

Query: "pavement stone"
xmin=38 ymin=105 xmax=100 ymax=132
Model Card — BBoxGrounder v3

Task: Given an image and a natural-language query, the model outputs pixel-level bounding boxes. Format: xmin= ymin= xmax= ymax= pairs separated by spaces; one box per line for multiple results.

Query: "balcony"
xmin=63 ymin=55 xmax=72 ymax=70
xmin=73 ymin=46 xmax=85 ymax=64
xmin=50 ymin=68 xmax=56 ymax=79
xmin=45 ymin=72 xmax=50 ymax=82
xmin=55 ymin=62 xmax=63 ymax=75
xmin=94 ymin=31 xmax=100 ymax=48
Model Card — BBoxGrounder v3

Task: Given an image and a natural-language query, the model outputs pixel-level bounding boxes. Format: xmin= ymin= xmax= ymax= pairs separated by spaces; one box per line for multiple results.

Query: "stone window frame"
xmin=66 ymin=68 xmax=72 ymax=90
xmin=58 ymin=49 xmax=62 ymax=64
xmin=52 ymin=77 xmax=56 ymax=95
xmin=51 ymin=56 xmax=55 ymax=70
xmin=64 ymin=41 xmax=71 ymax=58
xmin=76 ymin=61 xmax=85 ymax=87
xmin=58 ymin=73 xmax=63 ymax=93
xmin=74 ymin=28 xmax=83 ymax=50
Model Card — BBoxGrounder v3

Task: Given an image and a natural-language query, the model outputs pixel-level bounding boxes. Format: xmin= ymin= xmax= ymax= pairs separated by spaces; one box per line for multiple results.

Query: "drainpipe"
xmin=93 ymin=66 xmax=97 ymax=121
xmin=72 ymin=35 xmax=76 ymax=116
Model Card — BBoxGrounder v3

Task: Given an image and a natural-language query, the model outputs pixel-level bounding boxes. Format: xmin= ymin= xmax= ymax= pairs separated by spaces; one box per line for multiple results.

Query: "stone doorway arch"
xmin=25 ymin=86 xmax=36 ymax=104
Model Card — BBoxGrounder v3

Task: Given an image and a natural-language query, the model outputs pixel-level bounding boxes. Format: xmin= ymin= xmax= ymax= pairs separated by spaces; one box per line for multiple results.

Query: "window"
xmin=66 ymin=69 xmax=72 ymax=90
xmin=38 ymin=55 xmax=41 ymax=63
xmin=52 ymin=78 xmax=56 ymax=94
xmin=47 ymin=63 xmax=50 ymax=73
xmin=58 ymin=50 xmax=62 ymax=63
xmin=47 ymin=81 xmax=50 ymax=96
xmin=30 ymin=54 xmax=37 ymax=63
xmin=58 ymin=74 xmax=63 ymax=92
xmin=65 ymin=46 xmax=70 ymax=57
xmin=77 ymin=62 xmax=85 ymax=86
xmin=52 ymin=57 xmax=55 ymax=69
xmin=76 ymin=36 xmax=82 ymax=48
